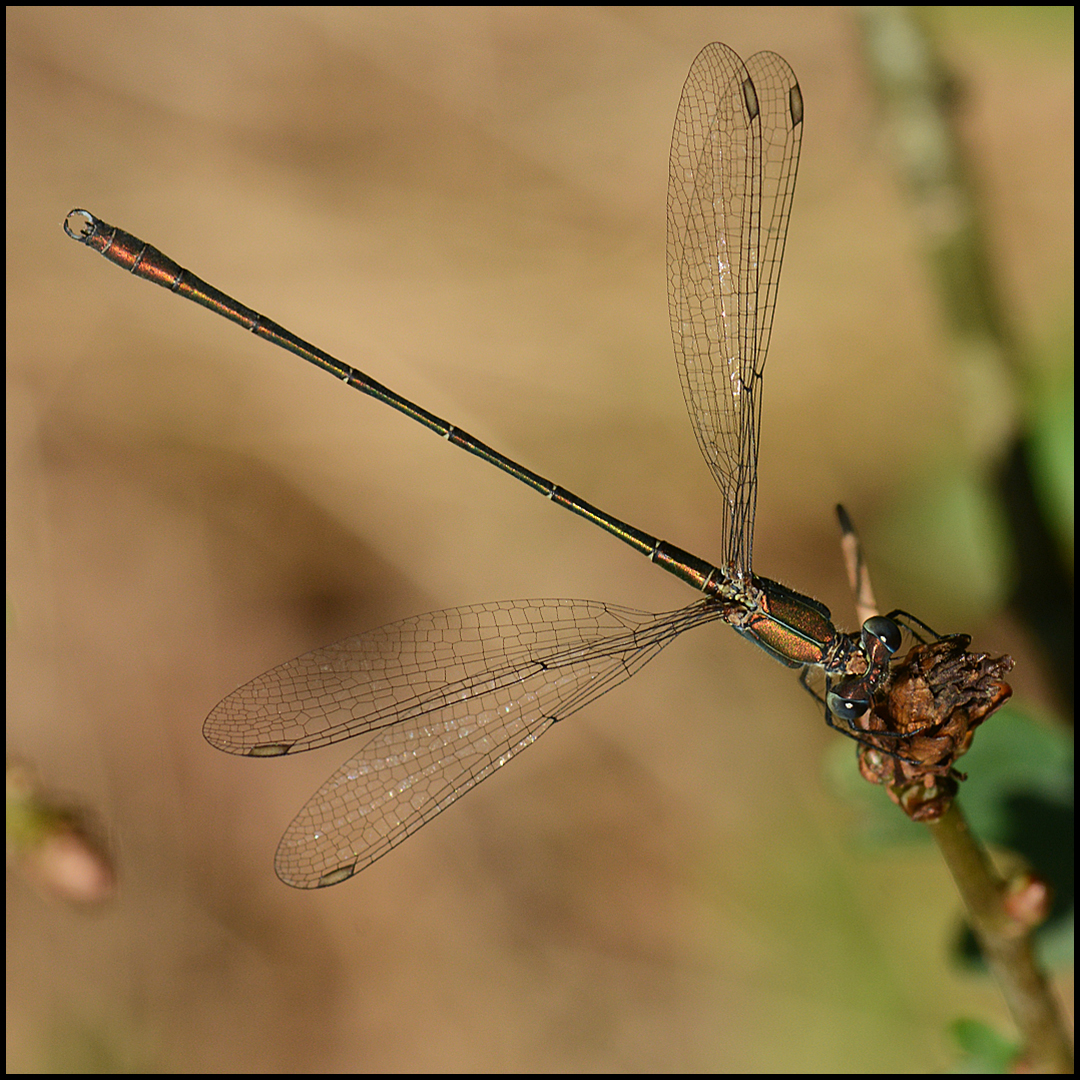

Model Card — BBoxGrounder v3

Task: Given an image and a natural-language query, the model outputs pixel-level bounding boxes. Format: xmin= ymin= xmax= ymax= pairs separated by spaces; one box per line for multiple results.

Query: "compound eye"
xmin=863 ymin=615 xmax=901 ymax=655
xmin=827 ymin=685 xmax=870 ymax=725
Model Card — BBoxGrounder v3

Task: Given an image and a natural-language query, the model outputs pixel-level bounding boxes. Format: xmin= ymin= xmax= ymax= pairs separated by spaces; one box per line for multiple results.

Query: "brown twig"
xmin=835 ymin=505 xmax=1070 ymax=1072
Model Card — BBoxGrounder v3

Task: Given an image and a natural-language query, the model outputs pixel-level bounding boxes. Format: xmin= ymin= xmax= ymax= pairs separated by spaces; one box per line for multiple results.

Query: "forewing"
xmin=667 ymin=44 xmax=803 ymax=579
xmin=205 ymin=599 xmax=724 ymax=887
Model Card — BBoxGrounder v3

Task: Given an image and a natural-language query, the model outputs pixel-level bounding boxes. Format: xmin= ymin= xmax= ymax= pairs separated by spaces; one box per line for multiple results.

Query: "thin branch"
xmin=836 ymin=504 xmax=1070 ymax=1071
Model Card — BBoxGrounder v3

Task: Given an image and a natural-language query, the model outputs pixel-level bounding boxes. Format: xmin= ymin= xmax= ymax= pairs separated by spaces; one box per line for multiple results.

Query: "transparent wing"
xmin=667 ymin=44 xmax=803 ymax=581
xmin=205 ymin=598 xmax=724 ymax=887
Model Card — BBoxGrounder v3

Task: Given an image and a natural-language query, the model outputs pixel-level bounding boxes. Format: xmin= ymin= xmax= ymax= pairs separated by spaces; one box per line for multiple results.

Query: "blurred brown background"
xmin=7 ymin=7 xmax=1071 ymax=1071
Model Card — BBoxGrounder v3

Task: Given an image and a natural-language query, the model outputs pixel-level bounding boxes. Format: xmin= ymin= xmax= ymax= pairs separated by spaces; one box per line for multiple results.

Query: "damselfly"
xmin=65 ymin=43 xmax=932 ymax=888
